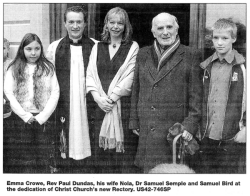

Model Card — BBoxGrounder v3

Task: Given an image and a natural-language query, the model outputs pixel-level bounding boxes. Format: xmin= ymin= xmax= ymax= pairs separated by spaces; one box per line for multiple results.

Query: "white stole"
xmin=69 ymin=45 xmax=91 ymax=160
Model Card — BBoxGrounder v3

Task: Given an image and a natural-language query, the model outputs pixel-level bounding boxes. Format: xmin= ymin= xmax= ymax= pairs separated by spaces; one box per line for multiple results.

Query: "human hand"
xmin=96 ymin=96 xmax=114 ymax=113
xmin=27 ymin=116 xmax=37 ymax=124
xmin=133 ymin=129 xmax=140 ymax=136
xmin=182 ymin=130 xmax=193 ymax=142
xmin=234 ymin=127 xmax=246 ymax=143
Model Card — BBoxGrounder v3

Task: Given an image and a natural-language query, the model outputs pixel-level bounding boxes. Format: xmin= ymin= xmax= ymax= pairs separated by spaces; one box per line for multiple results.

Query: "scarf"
xmin=154 ymin=36 xmax=180 ymax=71
xmin=55 ymin=35 xmax=94 ymax=121
xmin=86 ymin=41 xmax=139 ymax=152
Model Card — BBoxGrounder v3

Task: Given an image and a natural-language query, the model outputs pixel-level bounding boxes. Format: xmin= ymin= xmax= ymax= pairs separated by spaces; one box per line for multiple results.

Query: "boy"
xmin=200 ymin=18 xmax=246 ymax=173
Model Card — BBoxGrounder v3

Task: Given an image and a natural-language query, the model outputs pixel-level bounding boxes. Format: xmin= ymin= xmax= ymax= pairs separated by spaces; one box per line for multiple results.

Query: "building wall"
xmin=3 ymin=3 xmax=246 ymax=59
xmin=206 ymin=4 xmax=246 ymax=27
xmin=204 ymin=4 xmax=246 ymax=58
xmin=4 ymin=4 xmax=50 ymax=59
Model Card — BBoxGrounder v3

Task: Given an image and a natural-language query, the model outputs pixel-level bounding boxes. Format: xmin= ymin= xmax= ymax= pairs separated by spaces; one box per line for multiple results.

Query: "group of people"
xmin=3 ymin=6 xmax=246 ymax=174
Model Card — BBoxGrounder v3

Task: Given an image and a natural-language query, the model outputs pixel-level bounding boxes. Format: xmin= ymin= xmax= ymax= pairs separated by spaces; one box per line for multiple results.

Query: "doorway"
xmin=97 ymin=3 xmax=190 ymax=47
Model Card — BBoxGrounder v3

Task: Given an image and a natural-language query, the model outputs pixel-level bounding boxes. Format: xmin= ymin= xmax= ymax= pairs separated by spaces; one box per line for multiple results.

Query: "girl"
xmin=86 ymin=7 xmax=139 ymax=173
xmin=4 ymin=33 xmax=60 ymax=173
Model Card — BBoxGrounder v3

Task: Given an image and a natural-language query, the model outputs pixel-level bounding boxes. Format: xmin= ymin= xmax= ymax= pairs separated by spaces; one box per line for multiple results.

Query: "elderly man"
xmin=47 ymin=6 xmax=97 ymax=172
xmin=129 ymin=12 xmax=203 ymax=173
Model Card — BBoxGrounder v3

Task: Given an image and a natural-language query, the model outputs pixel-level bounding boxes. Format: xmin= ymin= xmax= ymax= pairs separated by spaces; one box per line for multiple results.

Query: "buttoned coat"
xmin=129 ymin=44 xmax=203 ymax=172
xmin=200 ymin=50 xmax=245 ymax=140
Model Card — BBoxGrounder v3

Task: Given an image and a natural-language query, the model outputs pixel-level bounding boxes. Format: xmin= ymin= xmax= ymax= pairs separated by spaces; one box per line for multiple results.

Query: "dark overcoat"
xmin=129 ymin=43 xmax=203 ymax=172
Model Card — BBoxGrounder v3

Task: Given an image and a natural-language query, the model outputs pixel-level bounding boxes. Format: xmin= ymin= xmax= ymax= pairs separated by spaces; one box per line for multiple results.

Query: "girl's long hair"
xmin=8 ymin=33 xmax=54 ymax=83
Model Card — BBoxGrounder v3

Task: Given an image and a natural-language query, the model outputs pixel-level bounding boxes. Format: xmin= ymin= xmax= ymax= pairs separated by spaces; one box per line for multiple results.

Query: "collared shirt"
xmin=206 ymin=50 xmax=235 ymax=140
xmin=69 ymin=37 xmax=82 ymax=46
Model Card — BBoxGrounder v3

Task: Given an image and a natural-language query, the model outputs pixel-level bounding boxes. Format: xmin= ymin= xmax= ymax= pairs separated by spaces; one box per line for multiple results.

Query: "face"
xmin=24 ymin=41 xmax=41 ymax=64
xmin=152 ymin=14 xmax=178 ymax=47
xmin=65 ymin=12 xmax=86 ymax=40
xmin=107 ymin=14 xmax=125 ymax=39
xmin=212 ymin=29 xmax=236 ymax=58
xmin=3 ymin=43 xmax=9 ymax=62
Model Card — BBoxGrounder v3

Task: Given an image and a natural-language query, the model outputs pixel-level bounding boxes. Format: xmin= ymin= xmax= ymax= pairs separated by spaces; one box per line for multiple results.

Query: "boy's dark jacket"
xmin=200 ymin=49 xmax=245 ymax=140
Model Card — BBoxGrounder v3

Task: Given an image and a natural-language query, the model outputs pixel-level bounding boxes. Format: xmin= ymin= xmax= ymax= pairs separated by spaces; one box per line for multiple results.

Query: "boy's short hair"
xmin=211 ymin=18 xmax=237 ymax=39
xmin=64 ymin=6 xmax=87 ymax=23
xmin=4 ymin=38 xmax=10 ymax=49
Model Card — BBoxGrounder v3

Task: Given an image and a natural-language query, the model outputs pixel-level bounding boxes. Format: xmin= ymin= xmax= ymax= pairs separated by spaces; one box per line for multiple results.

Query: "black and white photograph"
xmin=1 ymin=1 xmax=248 ymax=195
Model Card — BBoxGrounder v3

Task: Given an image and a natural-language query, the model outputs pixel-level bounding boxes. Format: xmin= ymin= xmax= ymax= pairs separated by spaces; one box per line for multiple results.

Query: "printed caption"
xmin=6 ymin=180 xmax=241 ymax=192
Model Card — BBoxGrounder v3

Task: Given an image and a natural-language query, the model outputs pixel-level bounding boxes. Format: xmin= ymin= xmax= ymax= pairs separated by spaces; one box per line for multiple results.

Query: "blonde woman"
xmin=87 ymin=7 xmax=139 ymax=173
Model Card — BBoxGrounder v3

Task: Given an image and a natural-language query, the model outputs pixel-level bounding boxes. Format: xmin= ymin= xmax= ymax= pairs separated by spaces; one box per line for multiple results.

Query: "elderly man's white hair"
xmin=151 ymin=12 xmax=179 ymax=32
